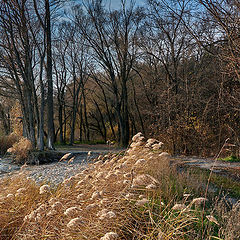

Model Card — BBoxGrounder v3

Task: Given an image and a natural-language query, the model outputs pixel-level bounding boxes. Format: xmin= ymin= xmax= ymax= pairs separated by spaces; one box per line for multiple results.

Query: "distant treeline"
xmin=0 ymin=0 xmax=239 ymax=155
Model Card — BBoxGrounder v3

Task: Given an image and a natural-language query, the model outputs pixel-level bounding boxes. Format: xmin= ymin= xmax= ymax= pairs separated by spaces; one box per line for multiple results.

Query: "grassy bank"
xmin=178 ymin=165 xmax=240 ymax=199
xmin=0 ymin=133 xmax=239 ymax=239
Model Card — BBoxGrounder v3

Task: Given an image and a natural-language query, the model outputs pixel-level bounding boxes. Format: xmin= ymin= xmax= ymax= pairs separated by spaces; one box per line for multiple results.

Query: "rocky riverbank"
xmin=0 ymin=144 xmax=123 ymax=182
xmin=0 ymin=151 xmax=104 ymax=184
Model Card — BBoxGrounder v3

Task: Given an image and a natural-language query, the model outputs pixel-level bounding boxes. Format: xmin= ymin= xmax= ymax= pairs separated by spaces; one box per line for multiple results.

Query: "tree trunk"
xmin=83 ymin=89 xmax=90 ymax=141
xmin=37 ymin=55 xmax=45 ymax=151
xmin=45 ymin=0 xmax=55 ymax=150
xmin=78 ymin=103 xmax=83 ymax=142
xmin=120 ymin=80 xmax=130 ymax=147
xmin=131 ymin=78 xmax=145 ymax=135
xmin=96 ymin=80 xmax=116 ymax=140
xmin=0 ymin=105 xmax=10 ymax=135
xmin=94 ymin=99 xmax=107 ymax=142
xmin=58 ymin=102 xmax=64 ymax=144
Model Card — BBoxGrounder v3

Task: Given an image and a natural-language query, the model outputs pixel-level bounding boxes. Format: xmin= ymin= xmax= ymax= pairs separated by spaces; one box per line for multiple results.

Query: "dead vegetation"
xmin=0 ymin=133 xmax=239 ymax=239
xmin=7 ymin=137 xmax=32 ymax=163
xmin=0 ymin=133 xmax=20 ymax=155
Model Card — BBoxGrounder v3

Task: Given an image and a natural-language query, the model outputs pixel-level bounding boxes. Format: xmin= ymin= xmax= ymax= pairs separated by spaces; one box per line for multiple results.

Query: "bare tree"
xmin=75 ymin=0 xmax=144 ymax=146
xmin=0 ymin=0 xmax=37 ymax=146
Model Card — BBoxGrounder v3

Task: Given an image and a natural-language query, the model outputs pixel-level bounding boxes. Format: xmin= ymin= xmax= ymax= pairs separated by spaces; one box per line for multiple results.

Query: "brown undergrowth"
xmin=0 ymin=133 xmax=20 ymax=155
xmin=0 ymin=133 xmax=239 ymax=239
xmin=7 ymin=137 xmax=32 ymax=163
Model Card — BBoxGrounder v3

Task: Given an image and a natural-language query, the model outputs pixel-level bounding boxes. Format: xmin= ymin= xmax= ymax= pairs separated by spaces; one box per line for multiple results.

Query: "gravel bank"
xmin=25 ymin=162 xmax=87 ymax=186
xmin=3 ymin=152 xmax=102 ymax=186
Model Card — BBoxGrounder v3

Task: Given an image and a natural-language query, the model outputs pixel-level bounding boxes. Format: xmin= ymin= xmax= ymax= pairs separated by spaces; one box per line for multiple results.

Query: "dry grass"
xmin=6 ymin=137 xmax=32 ymax=163
xmin=0 ymin=133 xmax=239 ymax=239
xmin=0 ymin=133 xmax=20 ymax=155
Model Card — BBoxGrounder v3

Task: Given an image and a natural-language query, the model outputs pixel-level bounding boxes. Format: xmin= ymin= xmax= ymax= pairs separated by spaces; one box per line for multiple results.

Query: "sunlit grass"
xmin=0 ymin=133 xmax=239 ymax=239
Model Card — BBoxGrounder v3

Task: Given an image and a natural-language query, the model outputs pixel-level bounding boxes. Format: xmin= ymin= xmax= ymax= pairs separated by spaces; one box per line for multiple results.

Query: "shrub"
xmin=7 ymin=137 xmax=32 ymax=163
xmin=0 ymin=133 xmax=20 ymax=155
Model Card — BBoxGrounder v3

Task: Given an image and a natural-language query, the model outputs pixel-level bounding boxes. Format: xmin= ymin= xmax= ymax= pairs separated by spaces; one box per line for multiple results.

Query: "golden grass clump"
xmin=7 ymin=137 xmax=32 ymax=163
xmin=0 ymin=132 xmax=239 ymax=239
xmin=0 ymin=133 xmax=20 ymax=155
xmin=0 ymin=174 xmax=45 ymax=239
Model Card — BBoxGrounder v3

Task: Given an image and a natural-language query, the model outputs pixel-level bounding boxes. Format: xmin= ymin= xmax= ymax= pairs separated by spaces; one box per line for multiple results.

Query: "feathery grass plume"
xmin=6 ymin=193 xmax=14 ymax=200
xmin=132 ymin=174 xmax=159 ymax=188
xmin=51 ymin=201 xmax=63 ymax=211
xmin=0 ymin=133 xmax=239 ymax=239
xmin=47 ymin=209 xmax=58 ymax=217
xmin=152 ymin=142 xmax=164 ymax=150
xmin=145 ymin=138 xmax=159 ymax=148
xmin=125 ymin=193 xmax=135 ymax=200
xmin=16 ymin=187 xmax=27 ymax=194
xmin=36 ymin=204 xmax=47 ymax=213
xmin=172 ymin=203 xmax=187 ymax=211
xmin=100 ymin=232 xmax=119 ymax=240
xmin=86 ymin=203 xmax=97 ymax=211
xmin=97 ymin=209 xmax=108 ymax=217
xmin=147 ymin=138 xmax=159 ymax=144
xmin=99 ymin=211 xmax=116 ymax=220
xmin=206 ymin=215 xmax=219 ymax=225
xmin=146 ymin=183 xmax=157 ymax=189
xmin=159 ymin=152 xmax=170 ymax=157
xmin=24 ymin=211 xmax=37 ymax=222
xmin=183 ymin=193 xmax=192 ymax=198
xmin=39 ymin=184 xmax=50 ymax=195
xmin=48 ymin=197 xmax=56 ymax=205
xmin=77 ymin=193 xmax=85 ymax=201
xmin=191 ymin=197 xmax=208 ymax=206
xmin=136 ymin=198 xmax=149 ymax=206
xmin=131 ymin=132 xmax=144 ymax=142
xmin=130 ymin=141 xmax=145 ymax=148
xmin=91 ymin=191 xmax=102 ymax=200
xmin=134 ymin=158 xmax=147 ymax=166
xmin=68 ymin=156 xmax=75 ymax=164
xmin=67 ymin=217 xmax=84 ymax=229
xmin=59 ymin=152 xmax=72 ymax=161
xmin=64 ymin=206 xmax=81 ymax=217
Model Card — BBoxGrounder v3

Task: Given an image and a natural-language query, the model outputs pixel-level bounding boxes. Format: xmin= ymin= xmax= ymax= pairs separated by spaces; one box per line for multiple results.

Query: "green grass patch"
xmin=183 ymin=166 xmax=240 ymax=199
xmin=218 ymin=155 xmax=240 ymax=162
xmin=210 ymin=173 xmax=240 ymax=199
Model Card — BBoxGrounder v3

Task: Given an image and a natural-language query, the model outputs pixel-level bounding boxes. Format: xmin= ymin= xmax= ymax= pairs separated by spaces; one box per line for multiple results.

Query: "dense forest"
xmin=0 ymin=0 xmax=239 ymax=155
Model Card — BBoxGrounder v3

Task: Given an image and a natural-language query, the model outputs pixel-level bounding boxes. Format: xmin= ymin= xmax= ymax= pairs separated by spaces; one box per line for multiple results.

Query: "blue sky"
xmin=105 ymin=0 xmax=146 ymax=9
xmin=62 ymin=0 xmax=146 ymax=15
